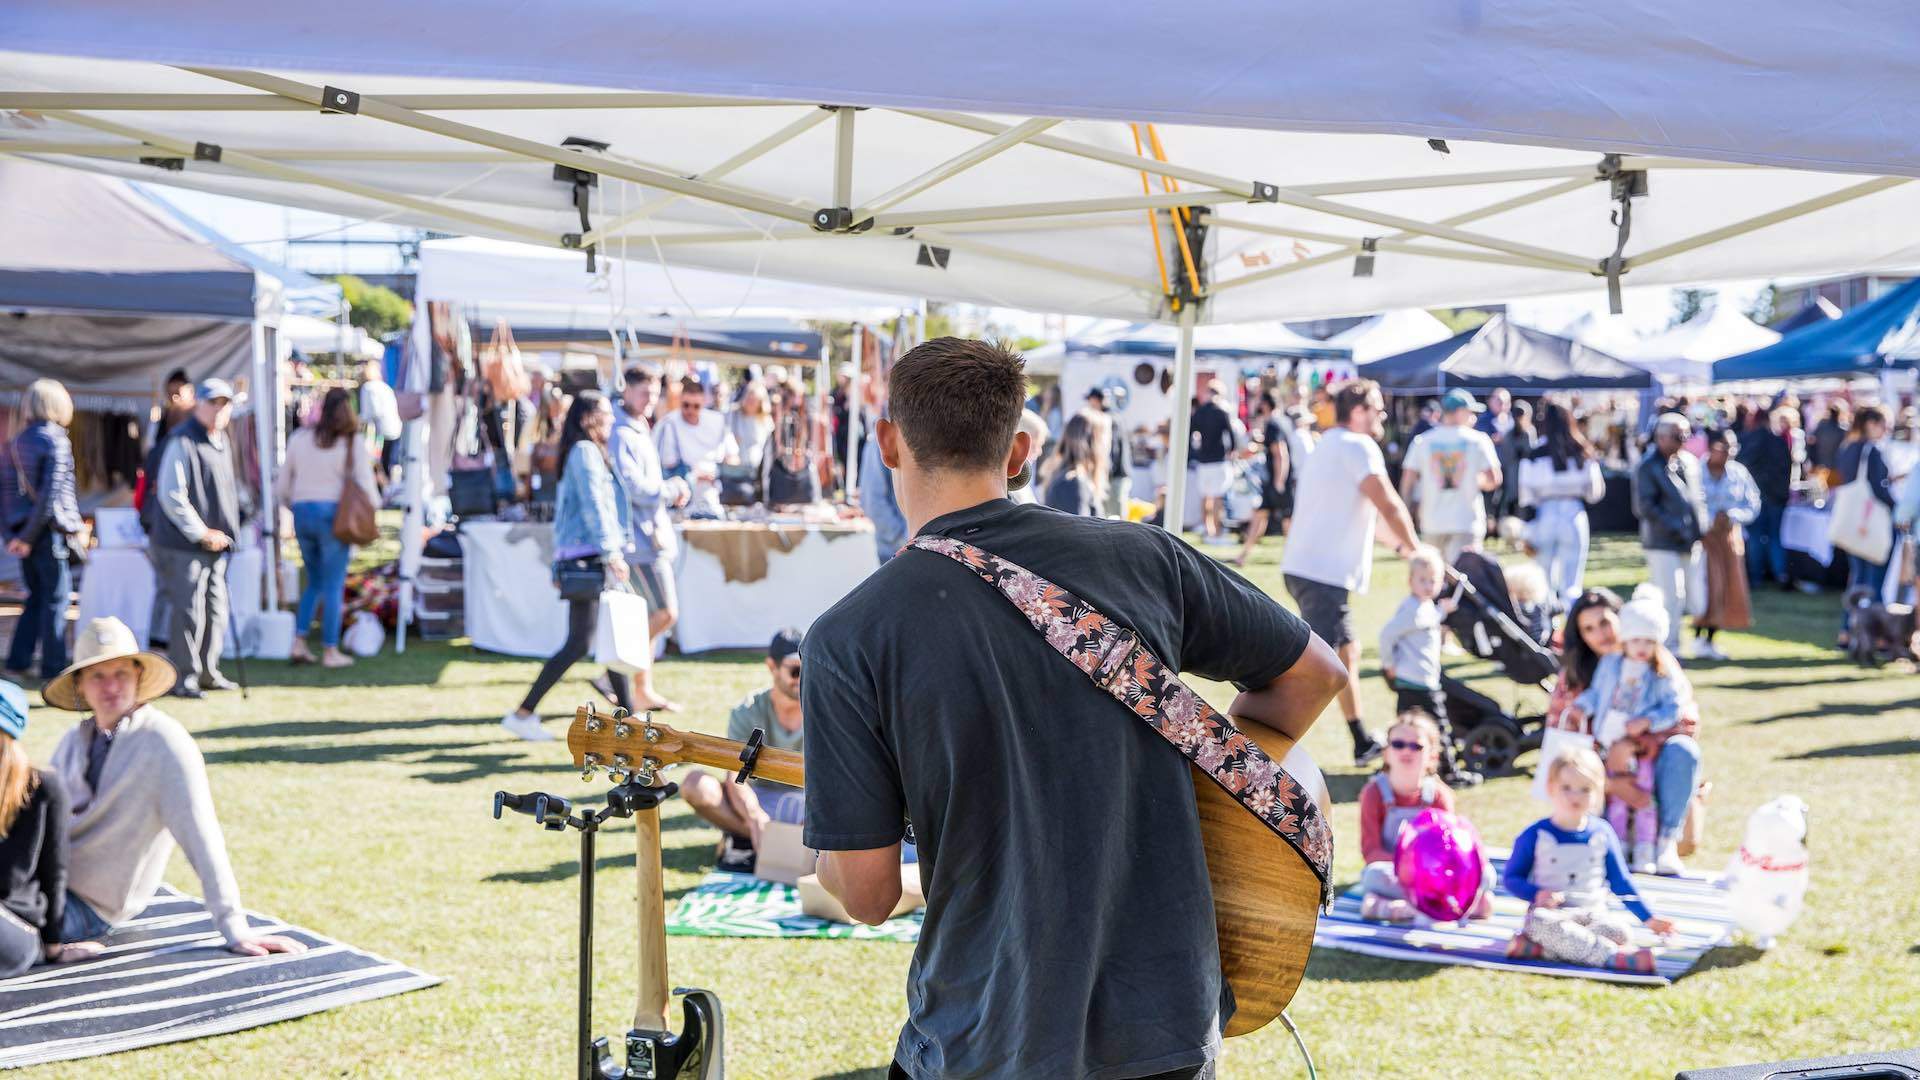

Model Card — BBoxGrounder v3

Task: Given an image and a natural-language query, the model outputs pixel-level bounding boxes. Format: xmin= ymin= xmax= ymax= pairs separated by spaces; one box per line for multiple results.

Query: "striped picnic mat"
xmin=1312 ymin=852 xmax=1737 ymax=985
xmin=666 ymin=872 xmax=921 ymax=942
xmin=0 ymin=887 xmax=439 ymax=1068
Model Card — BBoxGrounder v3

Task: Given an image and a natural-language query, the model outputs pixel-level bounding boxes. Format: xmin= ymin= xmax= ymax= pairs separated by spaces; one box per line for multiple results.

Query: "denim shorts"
xmin=61 ymin=892 xmax=112 ymax=942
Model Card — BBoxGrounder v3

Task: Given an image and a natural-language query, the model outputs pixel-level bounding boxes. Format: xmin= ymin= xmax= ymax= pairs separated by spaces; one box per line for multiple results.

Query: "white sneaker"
xmin=1655 ymin=839 xmax=1686 ymax=877
xmin=1699 ymin=641 xmax=1728 ymax=661
xmin=1631 ymin=841 xmax=1656 ymax=874
xmin=501 ymin=711 xmax=555 ymax=742
xmin=1681 ymin=638 xmax=1702 ymax=660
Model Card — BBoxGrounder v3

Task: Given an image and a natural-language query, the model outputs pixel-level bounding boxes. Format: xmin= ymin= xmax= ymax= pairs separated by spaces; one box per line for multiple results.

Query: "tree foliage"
xmin=333 ymin=274 xmax=413 ymax=339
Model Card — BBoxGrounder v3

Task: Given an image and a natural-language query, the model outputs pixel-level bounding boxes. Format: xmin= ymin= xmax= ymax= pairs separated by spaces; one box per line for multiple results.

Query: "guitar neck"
xmin=669 ymin=728 xmax=805 ymax=788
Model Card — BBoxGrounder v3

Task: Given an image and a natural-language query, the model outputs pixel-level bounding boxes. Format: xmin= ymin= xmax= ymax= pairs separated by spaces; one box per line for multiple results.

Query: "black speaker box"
xmin=1677 ymin=1049 xmax=1920 ymax=1079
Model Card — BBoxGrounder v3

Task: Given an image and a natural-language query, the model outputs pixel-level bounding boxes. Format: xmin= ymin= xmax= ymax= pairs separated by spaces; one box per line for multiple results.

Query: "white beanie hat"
xmin=1617 ymin=584 xmax=1671 ymax=645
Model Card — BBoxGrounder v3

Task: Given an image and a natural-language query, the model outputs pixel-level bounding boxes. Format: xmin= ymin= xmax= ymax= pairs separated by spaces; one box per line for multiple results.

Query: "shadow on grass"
xmin=202 ymin=740 xmax=464 ymax=766
xmin=1748 ymin=699 xmax=1898 ymax=725
xmin=485 ymin=839 xmax=709 ymax=898
xmin=1691 ymin=942 xmax=1767 ymax=974
xmin=813 ymin=1070 xmax=890 ymax=1080
xmin=200 ymin=714 xmax=505 ymax=740
xmin=1785 ymin=739 xmax=1920 ymax=761
xmin=1711 ymin=673 xmax=1868 ymax=693
xmin=1304 ymin=950 xmax=1445 ymax=983
xmin=1326 ymin=773 xmax=1372 ymax=805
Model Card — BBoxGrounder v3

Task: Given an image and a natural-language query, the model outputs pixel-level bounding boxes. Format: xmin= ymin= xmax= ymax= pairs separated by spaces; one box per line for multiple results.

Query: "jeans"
xmin=1746 ymin=500 xmax=1788 ymax=584
xmin=520 ymin=593 xmax=631 ymax=715
xmin=1653 ymin=735 xmax=1702 ymax=843
xmin=5 ymin=532 xmax=70 ymax=677
xmin=1644 ymin=546 xmax=1694 ymax=652
xmin=292 ymin=500 xmax=353 ymax=647
xmin=61 ymin=891 xmax=112 ymax=942
xmin=1841 ymin=553 xmax=1891 ymax=633
xmin=1531 ymin=500 xmax=1590 ymax=608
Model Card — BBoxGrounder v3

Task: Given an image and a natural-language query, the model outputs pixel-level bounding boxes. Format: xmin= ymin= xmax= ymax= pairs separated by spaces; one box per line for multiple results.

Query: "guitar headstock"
xmin=566 ymin=706 xmax=681 ymax=784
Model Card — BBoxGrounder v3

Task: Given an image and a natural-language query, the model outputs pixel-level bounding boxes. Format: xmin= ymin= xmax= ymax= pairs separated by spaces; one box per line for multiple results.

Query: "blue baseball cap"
xmin=0 ymin=680 xmax=28 ymax=740
xmin=1440 ymin=388 xmax=1484 ymax=414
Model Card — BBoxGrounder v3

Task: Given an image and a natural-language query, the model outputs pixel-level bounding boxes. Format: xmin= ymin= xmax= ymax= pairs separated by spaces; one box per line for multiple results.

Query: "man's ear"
xmin=1006 ymin=428 xmax=1034 ymax=481
xmin=877 ymin=417 xmax=903 ymax=470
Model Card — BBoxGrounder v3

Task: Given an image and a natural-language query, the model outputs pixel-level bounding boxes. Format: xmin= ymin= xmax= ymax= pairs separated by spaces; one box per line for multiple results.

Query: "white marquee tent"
xmin=5 ymin=6 xmax=1919 ymax=527
xmin=1615 ymin=303 xmax=1783 ymax=383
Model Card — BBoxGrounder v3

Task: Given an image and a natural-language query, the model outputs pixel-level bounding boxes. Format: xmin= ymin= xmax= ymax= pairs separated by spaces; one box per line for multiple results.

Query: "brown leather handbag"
xmin=332 ymin=438 xmax=380 ymax=546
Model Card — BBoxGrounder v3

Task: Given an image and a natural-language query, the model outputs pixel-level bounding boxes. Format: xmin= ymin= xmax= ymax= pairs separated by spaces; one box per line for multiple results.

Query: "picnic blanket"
xmin=0 ymin=887 xmax=439 ymax=1069
xmin=1312 ymin=853 xmax=1737 ymax=986
xmin=666 ymin=872 xmax=920 ymax=942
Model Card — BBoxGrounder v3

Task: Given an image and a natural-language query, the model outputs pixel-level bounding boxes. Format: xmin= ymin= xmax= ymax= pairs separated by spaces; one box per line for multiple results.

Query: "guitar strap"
xmin=909 ymin=535 xmax=1333 ymax=904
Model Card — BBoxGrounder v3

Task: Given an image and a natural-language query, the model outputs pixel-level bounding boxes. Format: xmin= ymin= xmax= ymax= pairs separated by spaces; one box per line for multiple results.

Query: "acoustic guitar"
xmin=567 ymin=707 xmax=1328 ymax=1038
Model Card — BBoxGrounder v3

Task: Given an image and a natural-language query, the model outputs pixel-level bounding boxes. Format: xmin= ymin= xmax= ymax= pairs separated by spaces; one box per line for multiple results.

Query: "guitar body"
xmin=1195 ymin=737 xmax=1326 ymax=1038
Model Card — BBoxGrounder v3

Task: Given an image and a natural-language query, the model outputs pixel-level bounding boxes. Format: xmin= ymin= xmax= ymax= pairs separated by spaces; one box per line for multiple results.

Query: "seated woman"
xmin=0 ymin=681 xmax=96 ymax=976
xmin=44 ymin=618 xmax=306 ymax=956
xmin=1546 ymin=589 xmax=1705 ymax=874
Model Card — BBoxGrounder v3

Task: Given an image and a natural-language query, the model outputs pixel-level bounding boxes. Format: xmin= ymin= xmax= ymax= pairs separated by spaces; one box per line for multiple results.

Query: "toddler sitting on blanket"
xmin=1503 ymin=747 xmax=1674 ymax=973
xmin=1356 ymin=710 xmax=1492 ymax=923
xmin=1561 ymin=585 xmax=1687 ymax=874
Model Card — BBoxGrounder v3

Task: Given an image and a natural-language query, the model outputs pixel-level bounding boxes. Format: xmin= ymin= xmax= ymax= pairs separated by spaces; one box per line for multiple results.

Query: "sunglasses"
xmin=1387 ymin=739 xmax=1428 ymax=753
xmin=779 ymin=661 xmax=802 ymax=677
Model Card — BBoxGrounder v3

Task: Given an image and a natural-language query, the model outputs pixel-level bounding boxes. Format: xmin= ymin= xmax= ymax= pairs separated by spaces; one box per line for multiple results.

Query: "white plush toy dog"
xmin=1722 ymin=795 xmax=1810 ymax=949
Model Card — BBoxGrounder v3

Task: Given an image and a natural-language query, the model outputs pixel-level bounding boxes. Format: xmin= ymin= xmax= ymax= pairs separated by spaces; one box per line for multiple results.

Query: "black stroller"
xmin=1436 ymin=550 xmax=1560 ymax=775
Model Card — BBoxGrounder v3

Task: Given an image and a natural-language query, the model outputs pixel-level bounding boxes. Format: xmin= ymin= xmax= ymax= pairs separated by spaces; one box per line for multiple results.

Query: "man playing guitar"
xmin=803 ymin=338 xmax=1347 ymax=1080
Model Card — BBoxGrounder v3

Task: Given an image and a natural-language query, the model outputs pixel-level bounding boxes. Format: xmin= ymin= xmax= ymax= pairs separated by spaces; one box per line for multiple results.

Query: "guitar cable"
xmin=1279 ymin=1010 xmax=1318 ymax=1080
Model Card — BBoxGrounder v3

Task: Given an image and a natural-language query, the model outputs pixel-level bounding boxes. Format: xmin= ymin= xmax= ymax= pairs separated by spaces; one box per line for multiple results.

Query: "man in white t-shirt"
xmin=655 ymin=376 xmax=738 ymax=517
xmin=1281 ymin=379 xmax=1421 ymax=765
xmin=1400 ymin=388 xmax=1502 ymax=563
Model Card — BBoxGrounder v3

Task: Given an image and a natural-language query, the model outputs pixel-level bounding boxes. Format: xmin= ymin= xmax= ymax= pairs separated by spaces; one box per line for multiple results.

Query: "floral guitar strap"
xmin=909 ymin=535 xmax=1334 ymax=904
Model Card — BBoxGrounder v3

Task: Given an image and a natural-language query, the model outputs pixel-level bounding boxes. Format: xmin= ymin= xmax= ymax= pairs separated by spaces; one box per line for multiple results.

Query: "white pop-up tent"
xmin=6 ymin=6 xmax=1920 ymax=527
xmin=1616 ymin=303 xmax=1783 ymax=384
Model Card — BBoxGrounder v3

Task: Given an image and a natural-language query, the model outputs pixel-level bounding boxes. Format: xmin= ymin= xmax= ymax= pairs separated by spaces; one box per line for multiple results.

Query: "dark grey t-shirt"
xmin=801 ymin=500 xmax=1310 ymax=1080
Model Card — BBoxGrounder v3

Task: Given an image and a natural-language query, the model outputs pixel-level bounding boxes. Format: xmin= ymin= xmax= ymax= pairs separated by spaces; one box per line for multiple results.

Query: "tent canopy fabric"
xmin=506 ymin=318 xmax=822 ymax=364
xmin=1320 ymin=309 xmax=1455 ymax=364
xmin=1364 ymin=314 xmax=1653 ymax=395
xmin=5 ymin=2 xmax=1920 ymax=176
xmin=1713 ymin=278 xmax=1920 ymax=381
xmin=0 ymin=157 xmax=261 ymax=318
xmin=3 ymin=51 xmax=1920 ymax=325
xmin=1619 ymin=304 xmax=1781 ymax=381
xmin=1067 ymin=321 xmax=1347 ymax=361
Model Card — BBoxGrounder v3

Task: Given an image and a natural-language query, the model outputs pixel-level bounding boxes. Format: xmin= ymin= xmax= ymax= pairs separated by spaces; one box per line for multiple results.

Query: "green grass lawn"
xmin=18 ymin=535 xmax=1920 ymax=1078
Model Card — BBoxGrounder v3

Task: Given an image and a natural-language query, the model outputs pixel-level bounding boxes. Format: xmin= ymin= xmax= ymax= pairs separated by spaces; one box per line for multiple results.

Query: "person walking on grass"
xmin=609 ymin=366 xmax=689 ymax=689
xmin=1234 ymin=389 xmax=1292 ymax=567
xmin=1281 ymin=378 xmax=1421 ymax=766
xmin=276 ymin=387 xmax=378 ymax=670
xmin=44 ymin=618 xmax=305 ymax=957
xmin=3 ymin=380 xmax=84 ymax=686
xmin=151 ymin=379 xmax=243 ymax=700
xmin=1519 ymin=401 xmax=1605 ymax=608
xmin=1834 ymin=405 xmax=1897 ymax=646
xmin=1399 ymin=388 xmax=1501 ymax=564
xmin=1632 ymin=413 xmax=1708 ymax=654
xmin=503 ymin=391 xmax=674 ymax=743
xmin=1188 ymin=377 xmax=1238 ymax=543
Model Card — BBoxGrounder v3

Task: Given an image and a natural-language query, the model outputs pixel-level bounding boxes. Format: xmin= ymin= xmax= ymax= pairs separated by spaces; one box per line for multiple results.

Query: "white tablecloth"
xmin=459 ymin=519 xmax=879 ymax=657
xmin=76 ymin=545 xmax=264 ymax=659
xmin=1780 ymin=505 xmax=1833 ymax=567
xmin=672 ymin=522 xmax=878 ymax=652
xmin=460 ymin=521 xmax=569 ymax=658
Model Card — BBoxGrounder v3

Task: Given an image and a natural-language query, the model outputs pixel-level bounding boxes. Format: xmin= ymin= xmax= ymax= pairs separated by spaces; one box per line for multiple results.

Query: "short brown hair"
xmin=888 ymin=337 xmax=1028 ymax=472
xmin=1333 ymin=379 xmax=1381 ymax=424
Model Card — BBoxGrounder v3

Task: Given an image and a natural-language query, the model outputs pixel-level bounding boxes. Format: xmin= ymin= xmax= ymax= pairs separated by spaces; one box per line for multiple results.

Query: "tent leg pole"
xmin=1163 ymin=306 xmax=1198 ymax=535
xmin=253 ymin=322 xmax=279 ymax=612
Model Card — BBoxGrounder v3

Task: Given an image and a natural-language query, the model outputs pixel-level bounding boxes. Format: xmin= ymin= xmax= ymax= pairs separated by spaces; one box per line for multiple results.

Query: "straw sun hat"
xmin=41 ymin=617 xmax=178 ymax=713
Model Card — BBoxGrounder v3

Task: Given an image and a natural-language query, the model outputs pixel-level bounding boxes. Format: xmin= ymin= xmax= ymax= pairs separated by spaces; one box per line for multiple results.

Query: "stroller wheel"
xmin=1461 ymin=722 xmax=1520 ymax=775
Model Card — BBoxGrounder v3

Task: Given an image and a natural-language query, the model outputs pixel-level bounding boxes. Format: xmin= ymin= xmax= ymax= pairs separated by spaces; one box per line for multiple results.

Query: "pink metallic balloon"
xmin=1392 ymin=808 xmax=1486 ymax=922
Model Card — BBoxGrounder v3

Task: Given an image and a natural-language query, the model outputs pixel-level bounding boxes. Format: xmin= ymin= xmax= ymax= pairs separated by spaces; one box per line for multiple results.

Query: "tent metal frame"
xmin=2 ymin=68 xmax=1905 ymax=533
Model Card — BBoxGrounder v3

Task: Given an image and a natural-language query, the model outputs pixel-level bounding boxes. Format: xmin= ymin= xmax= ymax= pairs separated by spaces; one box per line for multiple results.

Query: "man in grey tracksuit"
xmin=151 ymin=379 xmax=242 ymax=699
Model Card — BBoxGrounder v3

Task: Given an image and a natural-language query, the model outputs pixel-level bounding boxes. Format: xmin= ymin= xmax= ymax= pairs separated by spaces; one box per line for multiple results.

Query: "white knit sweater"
xmin=47 ymin=706 xmax=249 ymax=945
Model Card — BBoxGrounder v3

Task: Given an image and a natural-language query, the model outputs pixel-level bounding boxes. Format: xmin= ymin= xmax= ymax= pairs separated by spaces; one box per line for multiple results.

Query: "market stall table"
xmin=672 ymin=520 xmax=877 ymax=653
xmin=459 ymin=518 xmax=878 ymax=657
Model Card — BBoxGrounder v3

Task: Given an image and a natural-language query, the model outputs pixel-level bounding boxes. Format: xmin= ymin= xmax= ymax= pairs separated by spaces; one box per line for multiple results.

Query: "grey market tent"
xmin=1363 ymin=314 xmax=1653 ymax=395
xmin=0 ymin=156 xmax=284 ymax=408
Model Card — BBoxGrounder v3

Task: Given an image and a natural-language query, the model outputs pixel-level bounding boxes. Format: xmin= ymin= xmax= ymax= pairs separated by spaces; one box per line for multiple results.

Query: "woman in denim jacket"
xmin=3 ymin=380 xmax=84 ymax=683
xmin=502 ymin=391 xmax=669 ymax=741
